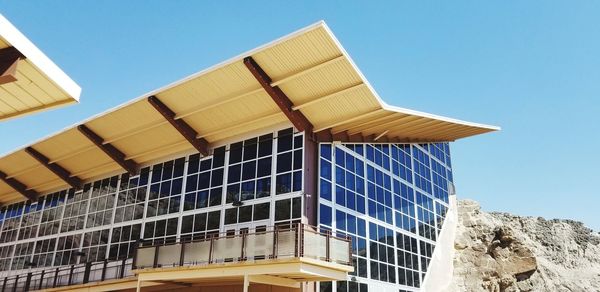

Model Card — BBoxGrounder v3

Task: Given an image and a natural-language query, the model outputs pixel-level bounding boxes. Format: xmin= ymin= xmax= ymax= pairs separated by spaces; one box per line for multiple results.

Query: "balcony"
xmin=132 ymin=224 xmax=353 ymax=291
xmin=0 ymin=224 xmax=352 ymax=291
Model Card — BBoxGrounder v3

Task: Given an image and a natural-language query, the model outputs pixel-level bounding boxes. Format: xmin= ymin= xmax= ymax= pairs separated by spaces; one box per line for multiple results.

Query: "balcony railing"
xmin=0 ymin=224 xmax=351 ymax=292
xmin=0 ymin=258 xmax=133 ymax=292
xmin=133 ymin=224 xmax=352 ymax=270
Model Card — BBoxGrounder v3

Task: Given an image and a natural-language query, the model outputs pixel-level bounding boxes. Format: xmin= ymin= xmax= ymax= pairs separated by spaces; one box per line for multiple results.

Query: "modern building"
xmin=0 ymin=14 xmax=81 ymax=121
xmin=0 ymin=21 xmax=498 ymax=292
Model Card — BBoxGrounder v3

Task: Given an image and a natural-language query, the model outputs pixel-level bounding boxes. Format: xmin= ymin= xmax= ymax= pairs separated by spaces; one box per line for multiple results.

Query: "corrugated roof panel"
xmin=0 ymin=150 xmax=39 ymax=175
xmin=251 ymin=27 xmax=341 ymax=81
xmin=111 ymin=123 xmax=186 ymax=160
xmin=13 ymin=67 xmax=58 ymax=103
xmin=206 ymin=115 xmax=289 ymax=142
xmin=280 ymin=59 xmax=362 ymax=106
xmin=184 ymin=93 xmax=279 ymax=137
xmin=32 ymin=128 xmax=93 ymax=160
xmin=86 ymin=101 xmax=159 ymax=140
xmin=58 ymin=149 xmax=116 ymax=178
xmin=16 ymin=61 xmax=67 ymax=103
xmin=159 ymin=62 xmax=260 ymax=115
xmin=305 ymin=86 xmax=381 ymax=130
xmin=10 ymin=164 xmax=58 ymax=191
xmin=131 ymin=142 xmax=193 ymax=164
xmin=1 ymin=80 xmax=43 ymax=110
xmin=0 ymin=86 xmax=28 ymax=112
xmin=346 ymin=113 xmax=415 ymax=136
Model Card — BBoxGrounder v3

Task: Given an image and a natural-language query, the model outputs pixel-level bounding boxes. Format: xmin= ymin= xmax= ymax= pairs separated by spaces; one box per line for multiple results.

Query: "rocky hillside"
xmin=447 ymin=199 xmax=600 ymax=292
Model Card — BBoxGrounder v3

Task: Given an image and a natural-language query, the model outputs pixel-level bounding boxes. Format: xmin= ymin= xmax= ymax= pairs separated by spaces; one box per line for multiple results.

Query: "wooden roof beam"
xmin=243 ymin=56 xmax=313 ymax=133
xmin=77 ymin=124 xmax=139 ymax=175
xmin=147 ymin=95 xmax=209 ymax=156
xmin=24 ymin=147 xmax=82 ymax=189
xmin=0 ymin=46 xmax=25 ymax=85
xmin=0 ymin=170 xmax=37 ymax=201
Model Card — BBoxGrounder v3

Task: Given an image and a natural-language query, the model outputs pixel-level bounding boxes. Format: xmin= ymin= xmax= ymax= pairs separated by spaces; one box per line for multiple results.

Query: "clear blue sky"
xmin=1 ymin=1 xmax=598 ymax=230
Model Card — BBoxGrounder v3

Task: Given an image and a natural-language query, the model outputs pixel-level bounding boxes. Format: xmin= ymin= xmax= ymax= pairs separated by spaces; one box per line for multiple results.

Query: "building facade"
xmin=0 ymin=22 xmax=496 ymax=291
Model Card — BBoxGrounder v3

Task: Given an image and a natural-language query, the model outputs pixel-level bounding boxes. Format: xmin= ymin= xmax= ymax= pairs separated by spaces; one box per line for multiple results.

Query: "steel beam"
xmin=243 ymin=56 xmax=313 ymax=133
xmin=25 ymin=147 xmax=82 ymax=189
xmin=77 ymin=125 xmax=139 ymax=175
xmin=0 ymin=170 xmax=37 ymax=201
xmin=147 ymin=95 xmax=209 ymax=156
xmin=0 ymin=47 xmax=24 ymax=85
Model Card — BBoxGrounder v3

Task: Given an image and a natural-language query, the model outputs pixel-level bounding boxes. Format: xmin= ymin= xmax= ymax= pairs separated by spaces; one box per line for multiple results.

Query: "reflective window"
xmin=86 ymin=177 xmax=118 ymax=228
xmin=61 ymin=187 xmax=88 ymax=233
xmin=143 ymin=218 xmax=178 ymax=245
xmin=226 ymin=135 xmax=273 ymax=203
xmin=11 ymin=242 xmax=34 ymax=270
xmin=109 ymin=223 xmax=141 ymax=260
xmin=184 ymin=147 xmax=225 ymax=211
xmin=81 ymin=228 xmax=109 ymax=263
xmin=115 ymin=168 xmax=149 ymax=223
xmin=147 ymin=159 xmax=185 ymax=217
xmin=18 ymin=199 xmax=43 ymax=240
xmin=181 ymin=210 xmax=221 ymax=241
xmin=275 ymin=129 xmax=303 ymax=194
xmin=39 ymin=192 xmax=66 ymax=237
xmin=54 ymin=234 xmax=82 ymax=266
xmin=32 ymin=238 xmax=56 ymax=268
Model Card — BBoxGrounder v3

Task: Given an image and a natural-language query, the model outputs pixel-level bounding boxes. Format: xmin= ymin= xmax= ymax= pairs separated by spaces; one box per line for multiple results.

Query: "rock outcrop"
xmin=447 ymin=199 xmax=600 ymax=292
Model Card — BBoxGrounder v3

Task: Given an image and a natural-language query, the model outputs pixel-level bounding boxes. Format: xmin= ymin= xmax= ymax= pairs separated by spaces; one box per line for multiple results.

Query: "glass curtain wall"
xmin=318 ymin=143 xmax=453 ymax=292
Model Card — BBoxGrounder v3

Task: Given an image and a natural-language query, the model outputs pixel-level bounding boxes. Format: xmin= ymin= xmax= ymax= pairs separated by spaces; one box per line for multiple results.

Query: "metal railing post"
xmin=132 ymin=242 xmax=138 ymax=269
xmin=294 ymin=224 xmax=299 ymax=257
xmin=240 ymin=231 xmax=247 ymax=261
xmin=296 ymin=223 xmax=304 ymax=257
xmin=153 ymin=246 xmax=159 ymax=268
xmin=119 ymin=258 xmax=126 ymax=278
xmin=325 ymin=230 xmax=331 ymax=262
xmin=68 ymin=264 xmax=74 ymax=285
xmin=179 ymin=242 xmax=186 ymax=266
xmin=83 ymin=262 xmax=92 ymax=284
xmin=271 ymin=226 xmax=278 ymax=259
xmin=52 ymin=267 xmax=59 ymax=288
xmin=11 ymin=275 xmax=18 ymax=292
xmin=208 ymin=235 xmax=215 ymax=264
xmin=23 ymin=272 xmax=32 ymax=291
xmin=38 ymin=270 xmax=45 ymax=290
xmin=101 ymin=259 xmax=108 ymax=281
xmin=348 ymin=235 xmax=352 ymax=265
xmin=1 ymin=276 xmax=7 ymax=292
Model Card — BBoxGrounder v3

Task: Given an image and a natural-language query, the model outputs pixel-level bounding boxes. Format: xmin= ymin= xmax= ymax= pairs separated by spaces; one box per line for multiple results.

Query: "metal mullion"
xmin=218 ymin=144 xmax=231 ymax=234
xmin=297 ymin=131 xmax=306 ymax=225
xmin=387 ymin=146 xmax=400 ymax=285
xmin=176 ymin=157 xmax=190 ymax=239
xmin=139 ymin=167 xmax=154 ymax=243
xmin=411 ymin=145 xmax=427 ymax=285
xmin=269 ymin=129 xmax=278 ymax=227
xmin=0 ymin=210 xmax=4 ymax=244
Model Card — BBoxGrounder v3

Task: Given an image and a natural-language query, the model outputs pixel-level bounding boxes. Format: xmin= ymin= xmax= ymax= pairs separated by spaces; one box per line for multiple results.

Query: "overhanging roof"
xmin=0 ymin=14 xmax=81 ymax=121
xmin=0 ymin=21 xmax=499 ymax=204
